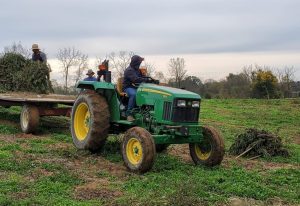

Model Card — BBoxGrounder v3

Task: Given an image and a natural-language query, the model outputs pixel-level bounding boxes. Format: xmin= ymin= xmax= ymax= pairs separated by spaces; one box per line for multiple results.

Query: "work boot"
xmin=127 ymin=115 xmax=135 ymax=121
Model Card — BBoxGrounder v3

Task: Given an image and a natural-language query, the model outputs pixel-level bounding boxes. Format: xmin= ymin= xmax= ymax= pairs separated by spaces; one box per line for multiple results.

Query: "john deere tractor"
xmin=71 ymin=79 xmax=224 ymax=173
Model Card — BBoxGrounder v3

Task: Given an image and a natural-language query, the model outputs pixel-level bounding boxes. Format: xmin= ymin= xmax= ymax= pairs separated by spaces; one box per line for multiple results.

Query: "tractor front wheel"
xmin=189 ymin=126 xmax=224 ymax=166
xmin=121 ymin=127 xmax=156 ymax=173
xmin=71 ymin=91 xmax=110 ymax=152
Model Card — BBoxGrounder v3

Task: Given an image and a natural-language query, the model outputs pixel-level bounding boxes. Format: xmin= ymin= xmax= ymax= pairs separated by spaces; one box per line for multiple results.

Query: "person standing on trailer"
xmin=31 ymin=44 xmax=47 ymax=63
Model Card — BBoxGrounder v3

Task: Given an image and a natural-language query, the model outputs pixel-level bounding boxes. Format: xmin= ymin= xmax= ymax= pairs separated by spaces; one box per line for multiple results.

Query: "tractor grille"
xmin=172 ymin=99 xmax=200 ymax=122
xmin=162 ymin=102 xmax=172 ymax=120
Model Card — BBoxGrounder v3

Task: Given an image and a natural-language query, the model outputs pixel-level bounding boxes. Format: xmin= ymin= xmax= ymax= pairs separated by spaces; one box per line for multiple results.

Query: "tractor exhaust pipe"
xmin=105 ymin=71 xmax=111 ymax=83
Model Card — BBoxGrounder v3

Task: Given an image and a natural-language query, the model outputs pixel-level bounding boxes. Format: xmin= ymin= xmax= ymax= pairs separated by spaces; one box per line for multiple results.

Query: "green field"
xmin=0 ymin=99 xmax=299 ymax=206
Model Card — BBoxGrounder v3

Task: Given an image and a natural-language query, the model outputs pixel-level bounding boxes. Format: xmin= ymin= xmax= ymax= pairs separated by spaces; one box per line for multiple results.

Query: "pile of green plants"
xmin=0 ymin=53 xmax=52 ymax=93
xmin=229 ymin=128 xmax=289 ymax=158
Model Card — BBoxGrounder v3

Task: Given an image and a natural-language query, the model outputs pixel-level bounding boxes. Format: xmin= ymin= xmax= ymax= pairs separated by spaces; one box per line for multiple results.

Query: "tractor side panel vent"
xmin=163 ymin=102 xmax=172 ymax=120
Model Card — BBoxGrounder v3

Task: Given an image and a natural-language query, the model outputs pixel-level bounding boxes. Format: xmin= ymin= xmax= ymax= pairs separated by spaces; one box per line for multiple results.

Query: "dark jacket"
xmin=123 ymin=55 xmax=149 ymax=90
xmin=32 ymin=51 xmax=47 ymax=63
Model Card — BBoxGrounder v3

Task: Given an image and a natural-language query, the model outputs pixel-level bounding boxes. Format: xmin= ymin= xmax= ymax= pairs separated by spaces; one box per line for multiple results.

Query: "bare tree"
xmin=73 ymin=54 xmax=88 ymax=84
xmin=276 ymin=66 xmax=295 ymax=97
xmin=168 ymin=57 xmax=187 ymax=88
xmin=154 ymin=71 xmax=167 ymax=83
xmin=3 ymin=41 xmax=31 ymax=58
xmin=144 ymin=62 xmax=156 ymax=76
xmin=107 ymin=51 xmax=134 ymax=80
xmin=280 ymin=66 xmax=295 ymax=82
xmin=242 ymin=65 xmax=254 ymax=81
xmin=57 ymin=47 xmax=88 ymax=93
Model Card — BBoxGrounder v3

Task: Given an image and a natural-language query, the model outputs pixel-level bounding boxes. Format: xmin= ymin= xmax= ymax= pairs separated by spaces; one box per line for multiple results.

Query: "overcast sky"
xmin=1 ymin=0 xmax=299 ymax=81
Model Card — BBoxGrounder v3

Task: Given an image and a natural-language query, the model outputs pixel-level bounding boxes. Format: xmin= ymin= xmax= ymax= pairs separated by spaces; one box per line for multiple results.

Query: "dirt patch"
xmin=0 ymin=133 xmax=37 ymax=142
xmin=0 ymin=119 xmax=19 ymax=127
xmin=15 ymin=133 xmax=35 ymax=139
xmin=16 ymin=143 xmax=128 ymax=181
xmin=167 ymin=144 xmax=193 ymax=163
xmin=74 ymin=180 xmax=122 ymax=200
xmin=29 ymin=168 xmax=54 ymax=180
xmin=222 ymin=156 xmax=299 ymax=171
xmin=47 ymin=142 xmax=72 ymax=150
xmin=10 ymin=192 xmax=29 ymax=200
xmin=224 ymin=197 xmax=296 ymax=206
xmin=65 ymin=156 xmax=128 ymax=180
xmin=97 ymin=158 xmax=128 ymax=177
xmin=0 ymin=134 xmax=17 ymax=143
xmin=0 ymin=172 xmax=9 ymax=180
xmin=293 ymin=136 xmax=300 ymax=145
xmin=33 ymin=156 xmax=70 ymax=166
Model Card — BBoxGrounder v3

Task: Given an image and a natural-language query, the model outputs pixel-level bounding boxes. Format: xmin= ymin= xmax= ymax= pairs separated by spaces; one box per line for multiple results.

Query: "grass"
xmin=202 ymin=99 xmax=300 ymax=145
xmin=0 ymin=99 xmax=299 ymax=205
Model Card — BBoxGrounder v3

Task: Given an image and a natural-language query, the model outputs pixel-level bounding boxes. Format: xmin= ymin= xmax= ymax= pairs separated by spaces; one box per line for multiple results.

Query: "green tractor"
xmin=71 ymin=80 xmax=224 ymax=173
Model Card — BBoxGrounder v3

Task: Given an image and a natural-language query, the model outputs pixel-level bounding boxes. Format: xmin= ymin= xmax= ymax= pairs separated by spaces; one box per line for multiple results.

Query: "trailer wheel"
xmin=155 ymin=144 xmax=169 ymax=152
xmin=71 ymin=91 xmax=110 ymax=152
xmin=20 ymin=105 xmax=39 ymax=134
xmin=189 ymin=126 xmax=224 ymax=166
xmin=122 ymin=127 xmax=156 ymax=173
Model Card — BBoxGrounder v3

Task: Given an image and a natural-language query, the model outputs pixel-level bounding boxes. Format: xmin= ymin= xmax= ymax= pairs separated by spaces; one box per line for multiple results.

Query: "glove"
xmin=153 ymin=79 xmax=159 ymax=84
xmin=145 ymin=77 xmax=153 ymax=83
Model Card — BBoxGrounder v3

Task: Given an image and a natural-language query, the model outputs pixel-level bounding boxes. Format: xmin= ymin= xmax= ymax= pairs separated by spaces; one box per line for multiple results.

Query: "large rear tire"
xmin=71 ymin=91 xmax=110 ymax=152
xmin=121 ymin=127 xmax=156 ymax=173
xmin=20 ymin=105 xmax=39 ymax=134
xmin=189 ymin=126 xmax=224 ymax=166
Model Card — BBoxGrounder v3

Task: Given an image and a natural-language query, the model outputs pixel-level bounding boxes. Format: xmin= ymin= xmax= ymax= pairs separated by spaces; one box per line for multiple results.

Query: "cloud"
xmin=1 ymin=0 xmax=300 ymax=57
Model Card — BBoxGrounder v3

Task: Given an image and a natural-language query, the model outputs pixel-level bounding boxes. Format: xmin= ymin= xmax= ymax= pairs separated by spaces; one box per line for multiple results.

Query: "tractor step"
xmin=115 ymin=120 xmax=136 ymax=125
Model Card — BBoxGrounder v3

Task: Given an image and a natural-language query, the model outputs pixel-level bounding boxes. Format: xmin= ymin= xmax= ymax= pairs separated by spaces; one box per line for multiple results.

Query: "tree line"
xmin=176 ymin=65 xmax=299 ymax=99
xmin=2 ymin=42 xmax=299 ymax=98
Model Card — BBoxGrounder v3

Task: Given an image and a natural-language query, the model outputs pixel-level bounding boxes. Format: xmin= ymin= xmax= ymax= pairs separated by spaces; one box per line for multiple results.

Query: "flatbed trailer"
xmin=0 ymin=92 xmax=75 ymax=133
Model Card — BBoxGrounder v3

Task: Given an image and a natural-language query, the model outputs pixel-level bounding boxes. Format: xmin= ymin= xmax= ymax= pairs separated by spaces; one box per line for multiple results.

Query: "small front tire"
xmin=190 ymin=126 xmax=224 ymax=166
xmin=121 ymin=127 xmax=156 ymax=173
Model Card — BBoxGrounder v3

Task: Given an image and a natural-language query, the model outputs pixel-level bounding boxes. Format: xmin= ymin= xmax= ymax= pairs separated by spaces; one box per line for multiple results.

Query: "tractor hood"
xmin=137 ymin=83 xmax=201 ymax=104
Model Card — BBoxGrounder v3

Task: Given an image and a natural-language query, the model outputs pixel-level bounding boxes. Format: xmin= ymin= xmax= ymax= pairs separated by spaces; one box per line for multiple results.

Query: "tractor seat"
xmin=116 ymin=77 xmax=127 ymax=97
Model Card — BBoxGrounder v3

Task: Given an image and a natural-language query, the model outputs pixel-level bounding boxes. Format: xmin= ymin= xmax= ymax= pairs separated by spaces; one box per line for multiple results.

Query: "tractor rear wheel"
xmin=71 ymin=91 xmax=110 ymax=152
xmin=20 ymin=105 xmax=39 ymax=134
xmin=121 ymin=127 xmax=156 ymax=173
xmin=189 ymin=126 xmax=224 ymax=166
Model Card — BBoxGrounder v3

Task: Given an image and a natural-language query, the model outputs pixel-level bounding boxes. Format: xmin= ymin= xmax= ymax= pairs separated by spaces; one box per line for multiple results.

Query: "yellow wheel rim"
xmin=126 ymin=138 xmax=143 ymax=165
xmin=74 ymin=103 xmax=90 ymax=141
xmin=21 ymin=109 xmax=29 ymax=129
xmin=195 ymin=143 xmax=212 ymax=160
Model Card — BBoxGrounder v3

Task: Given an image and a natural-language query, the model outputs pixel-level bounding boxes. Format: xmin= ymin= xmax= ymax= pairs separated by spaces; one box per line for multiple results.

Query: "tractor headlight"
xmin=177 ymin=100 xmax=186 ymax=107
xmin=192 ymin=101 xmax=200 ymax=108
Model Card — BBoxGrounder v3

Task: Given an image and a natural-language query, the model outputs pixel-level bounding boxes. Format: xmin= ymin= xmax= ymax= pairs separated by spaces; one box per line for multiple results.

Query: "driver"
xmin=123 ymin=55 xmax=158 ymax=121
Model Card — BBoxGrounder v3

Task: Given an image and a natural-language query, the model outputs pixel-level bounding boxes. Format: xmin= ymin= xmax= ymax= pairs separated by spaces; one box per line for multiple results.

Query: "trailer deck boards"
xmin=0 ymin=92 xmax=75 ymax=106
xmin=0 ymin=92 xmax=76 ymax=133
